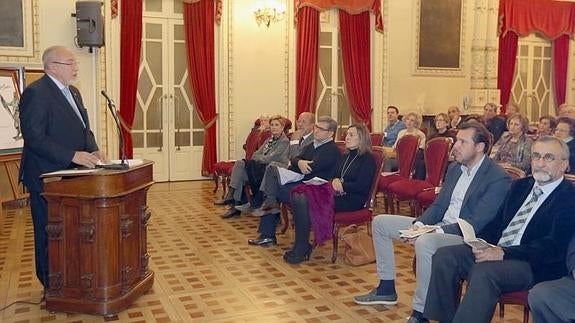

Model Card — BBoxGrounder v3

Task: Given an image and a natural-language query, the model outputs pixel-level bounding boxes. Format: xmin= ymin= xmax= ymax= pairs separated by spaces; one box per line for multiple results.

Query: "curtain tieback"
xmin=204 ymin=114 xmax=219 ymax=129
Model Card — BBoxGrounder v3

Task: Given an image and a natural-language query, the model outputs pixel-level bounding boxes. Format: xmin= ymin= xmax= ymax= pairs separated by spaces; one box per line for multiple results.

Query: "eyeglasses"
xmin=532 ymin=152 xmax=565 ymax=162
xmin=52 ymin=61 xmax=78 ymax=66
xmin=314 ymin=124 xmax=330 ymax=132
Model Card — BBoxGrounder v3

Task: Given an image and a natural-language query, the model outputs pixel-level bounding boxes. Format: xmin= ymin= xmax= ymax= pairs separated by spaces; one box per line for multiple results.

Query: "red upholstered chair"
xmin=388 ymin=137 xmax=453 ymax=216
xmin=500 ymin=164 xmax=526 ymax=180
xmin=377 ymin=135 xmax=419 ymax=214
xmin=369 ymin=132 xmax=384 ymax=146
xmin=331 ymin=146 xmax=386 ymax=263
xmin=499 ymin=290 xmax=530 ymax=323
xmin=212 ymin=120 xmax=270 ymax=197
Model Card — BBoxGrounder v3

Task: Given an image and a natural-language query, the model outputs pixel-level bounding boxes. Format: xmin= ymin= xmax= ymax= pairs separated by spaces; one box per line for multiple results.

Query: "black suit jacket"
xmin=19 ymin=75 xmax=99 ymax=191
xmin=289 ymin=140 xmax=340 ymax=181
xmin=566 ymin=139 xmax=575 ymax=174
xmin=478 ymin=177 xmax=575 ymax=283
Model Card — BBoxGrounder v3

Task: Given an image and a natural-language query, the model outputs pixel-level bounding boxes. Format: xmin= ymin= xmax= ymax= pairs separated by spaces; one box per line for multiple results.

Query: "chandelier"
xmin=253 ymin=3 xmax=286 ymax=28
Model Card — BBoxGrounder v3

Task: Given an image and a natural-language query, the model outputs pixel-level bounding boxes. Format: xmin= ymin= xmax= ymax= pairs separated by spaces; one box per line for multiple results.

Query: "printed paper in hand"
xmin=277 ymin=167 xmax=304 ymax=185
xmin=302 ymin=177 xmax=328 ymax=185
xmin=398 ymin=225 xmax=440 ymax=239
xmin=457 ymin=218 xmax=494 ymax=250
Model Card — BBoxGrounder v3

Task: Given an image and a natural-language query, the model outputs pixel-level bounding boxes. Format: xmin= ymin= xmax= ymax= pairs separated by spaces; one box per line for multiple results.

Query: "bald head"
xmin=42 ymin=46 xmax=78 ymax=86
xmin=297 ymin=112 xmax=315 ymax=135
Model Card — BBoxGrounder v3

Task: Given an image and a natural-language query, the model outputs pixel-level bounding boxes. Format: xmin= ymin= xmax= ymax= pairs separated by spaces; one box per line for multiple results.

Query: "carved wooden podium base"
xmin=42 ymin=162 xmax=154 ymax=316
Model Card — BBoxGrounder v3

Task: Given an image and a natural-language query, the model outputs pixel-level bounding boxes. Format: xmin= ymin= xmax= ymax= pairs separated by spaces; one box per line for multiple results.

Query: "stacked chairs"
xmin=377 ymin=135 xmax=419 ymax=214
xmin=388 ymin=137 xmax=453 ymax=216
xmin=331 ymin=146 xmax=386 ymax=262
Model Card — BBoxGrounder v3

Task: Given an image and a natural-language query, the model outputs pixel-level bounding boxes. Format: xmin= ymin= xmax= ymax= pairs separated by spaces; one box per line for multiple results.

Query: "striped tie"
xmin=498 ymin=186 xmax=543 ymax=247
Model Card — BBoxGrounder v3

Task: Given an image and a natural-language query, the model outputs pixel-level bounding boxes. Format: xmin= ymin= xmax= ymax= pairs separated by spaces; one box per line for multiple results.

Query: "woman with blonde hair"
xmin=492 ymin=113 xmax=533 ymax=174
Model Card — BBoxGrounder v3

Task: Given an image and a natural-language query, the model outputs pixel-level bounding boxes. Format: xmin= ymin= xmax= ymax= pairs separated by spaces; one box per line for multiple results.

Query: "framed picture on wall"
xmin=24 ymin=68 xmax=44 ymax=87
xmin=413 ymin=0 xmax=466 ymax=76
xmin=0 ymin=0 xmax=34 ymax=57
xmin=0 ymin=69 xmax=23 ymax=153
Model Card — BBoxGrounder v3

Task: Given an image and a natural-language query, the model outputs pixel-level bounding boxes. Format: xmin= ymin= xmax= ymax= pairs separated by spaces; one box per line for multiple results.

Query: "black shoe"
xmin=248 ymin=237 xmax=277 ymax=246
xmin=405 ymin=316 xmax=429 ymax=323
xmin=221 ymin=208 xmax=241 ymax=218
xmin=283 ymin=245 xmax=313 ymax=264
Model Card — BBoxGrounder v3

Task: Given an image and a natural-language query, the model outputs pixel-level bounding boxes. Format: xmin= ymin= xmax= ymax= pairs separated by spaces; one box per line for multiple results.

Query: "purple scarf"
xmin=291 ymin=183 xmax=335 ymax=246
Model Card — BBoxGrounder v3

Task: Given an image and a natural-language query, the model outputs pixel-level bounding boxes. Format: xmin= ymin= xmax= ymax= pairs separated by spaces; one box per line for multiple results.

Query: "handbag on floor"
xmin=340 ymin=224 xmax=375 ymax=266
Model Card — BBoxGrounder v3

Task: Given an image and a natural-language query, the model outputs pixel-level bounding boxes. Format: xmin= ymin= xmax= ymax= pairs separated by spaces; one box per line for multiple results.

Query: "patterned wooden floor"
xmin=0 ymin=181 xmax=526 ymax=322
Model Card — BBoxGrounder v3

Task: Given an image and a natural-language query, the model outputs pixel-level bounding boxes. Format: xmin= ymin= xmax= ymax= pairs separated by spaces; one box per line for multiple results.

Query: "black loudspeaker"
xmin=75 ymin=1 xmax=104 ymax=48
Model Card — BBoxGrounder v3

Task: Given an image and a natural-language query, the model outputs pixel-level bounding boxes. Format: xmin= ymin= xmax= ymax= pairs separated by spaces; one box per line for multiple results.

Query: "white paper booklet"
xmin=399 ymin=225 xmax=440 ymax=239
xmin=41 ymin=168 xmax=102 ymax=177
xmin=302 ymin=177 xmax=328 ymax=185
xmin=277 ymin=167 xmax=304 ymax=185
xmin=457 ymin=218 xmax=494 ymax=250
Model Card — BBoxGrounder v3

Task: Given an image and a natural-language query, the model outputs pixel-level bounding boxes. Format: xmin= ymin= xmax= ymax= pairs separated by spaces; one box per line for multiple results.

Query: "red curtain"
xmin=497 ymin=32 xmax=518 ymax=110
xmin=295 ymin=7 xmax=319 ymax=116
xmin=183 ymin=0 xmax=218 ymax=176
xmin=553 ymin=35 xmax=570 ymax=109
xmin=339 ymin=10 xmax=372 ymax=129
xmin=119 ymin=0 xmax=143 ymax=159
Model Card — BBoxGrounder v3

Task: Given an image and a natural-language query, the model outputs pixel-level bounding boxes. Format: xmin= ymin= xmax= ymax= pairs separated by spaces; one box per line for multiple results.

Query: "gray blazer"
xmin=416 ymin=157 xmax=512 ymax=235
xmin=251 ymin=132 xmax=290 ymax=165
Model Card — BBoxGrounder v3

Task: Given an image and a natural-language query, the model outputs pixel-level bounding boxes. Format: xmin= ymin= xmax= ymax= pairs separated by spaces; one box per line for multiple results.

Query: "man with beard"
xmin=354 ymin=122 xmax=511 ymax=323
xmin=424 ymin=135 xmax=575 ymax=323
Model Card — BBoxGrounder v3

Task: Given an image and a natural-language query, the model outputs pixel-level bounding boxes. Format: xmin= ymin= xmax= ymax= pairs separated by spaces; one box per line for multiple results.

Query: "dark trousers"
xmin=258 ymin=182 xmax=300 ymax=239
xmin=529 ymin=275 xmax=575 ymax=323
xmin=424 ymin=244 xmax=533 ymax=323
xmin=290 ymin=192 xmax=311 ymax=255
xmin=30 ymin=190 xmax=49 ymax=287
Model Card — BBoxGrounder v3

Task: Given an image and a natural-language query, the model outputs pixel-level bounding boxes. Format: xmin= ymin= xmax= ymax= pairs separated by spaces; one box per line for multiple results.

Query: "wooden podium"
xmin=42 ymin=161 xmax=154 ymax=316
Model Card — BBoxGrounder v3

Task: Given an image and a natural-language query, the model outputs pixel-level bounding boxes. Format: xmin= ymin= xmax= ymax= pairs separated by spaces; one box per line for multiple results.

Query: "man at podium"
xmin=18 ymin=46 xmax=107 ymax=288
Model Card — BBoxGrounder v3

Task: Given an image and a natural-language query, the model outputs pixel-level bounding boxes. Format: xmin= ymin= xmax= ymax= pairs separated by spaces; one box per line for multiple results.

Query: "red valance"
xmin=498 ymin=0 xmax=575 ymax=39
xmin=295 ymin=0 xmax=383 ymax=32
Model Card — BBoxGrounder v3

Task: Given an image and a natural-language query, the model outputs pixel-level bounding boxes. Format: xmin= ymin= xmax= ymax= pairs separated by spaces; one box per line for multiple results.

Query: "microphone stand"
xmin=99 ymin=92 xmax=129 ymax=170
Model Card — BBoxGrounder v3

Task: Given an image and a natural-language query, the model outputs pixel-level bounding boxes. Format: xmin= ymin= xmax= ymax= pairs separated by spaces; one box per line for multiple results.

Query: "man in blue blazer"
xmin=354 ymin=123 xmax=511 ymax=323
xmin=19 ymin=46 xmax=106 ymax=288
xmin=424 ymin=136 xmax=575 ymax=323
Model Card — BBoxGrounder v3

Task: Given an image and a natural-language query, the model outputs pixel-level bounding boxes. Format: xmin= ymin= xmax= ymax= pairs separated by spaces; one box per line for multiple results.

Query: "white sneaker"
xmin=234 ymin=202 xmax=252 ymax=213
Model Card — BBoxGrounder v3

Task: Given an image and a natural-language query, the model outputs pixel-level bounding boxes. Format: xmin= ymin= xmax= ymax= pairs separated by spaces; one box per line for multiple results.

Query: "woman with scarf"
xmin=220 ymin=115 xmax=290 ymax=218
xmin=284 ymin=123 xmax=375 ymax=264
xmin=491 ymin=113 xmax=533 ymax=174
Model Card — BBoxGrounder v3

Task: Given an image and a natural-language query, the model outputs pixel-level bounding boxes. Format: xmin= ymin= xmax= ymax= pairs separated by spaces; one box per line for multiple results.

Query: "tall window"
xmin=511 ymin=34 xmax=555 ymax=121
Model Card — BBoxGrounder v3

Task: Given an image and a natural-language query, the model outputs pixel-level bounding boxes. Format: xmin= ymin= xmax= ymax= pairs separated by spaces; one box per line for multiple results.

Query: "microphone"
xmin=99 ymin=90 xmax=129 ymax=170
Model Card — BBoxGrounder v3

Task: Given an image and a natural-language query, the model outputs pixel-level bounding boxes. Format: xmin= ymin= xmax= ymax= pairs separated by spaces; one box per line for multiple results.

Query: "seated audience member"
xmin=534 ymin=115 xmax=556 ymax=139
xmin=219 ymin=115 xmax=290 ymax=218
xmin=448 ymin=106 xmax=464 ymax=129
xmin=484 ymin=103 xmax=506 ymax=143
xmin=465 ymin=114 xmax=484 ymax=124
xmin=424 ymin=136 xmax=575 ymax=323
xmin=284 ymin=123 xmax=375 ymax=264
xmin=528 ymin=236 xmax=575 ymax=323
xmin=430 ymin=113 xmax=456 ymax=141
xmin=554 ymin=117 xmax=575 ymax=174
xmin=354 ymin=123 xmax=511 ymax=323
xmin=558 ymin=104 xmax=575 ymax=119
xmin=248 ymin=116 xmax=340 ymax=246
xmin=384 ymin=112 xmax=426 ymax=174
xmin=491 ymin=113 xmax=533 ymax=174
xmin=248 ymin=112 xmax=315 ymax=213
xmin=504 ymin=103 xmax=519 ymax=119
xmin=382 ymin=106 xmax=406 ymax=147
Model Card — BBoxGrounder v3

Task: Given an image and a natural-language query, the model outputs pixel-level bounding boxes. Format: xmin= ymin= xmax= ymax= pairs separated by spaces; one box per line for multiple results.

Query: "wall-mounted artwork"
xmin=24 ymin=68 xmax=43 ymax=87
xmin=0 ymin=0 xmax=34 ymax=57
xmin=414 ymin=0 xmax=466 ymax=76
xmin=0 ymin=69 xmax=23 ymax=152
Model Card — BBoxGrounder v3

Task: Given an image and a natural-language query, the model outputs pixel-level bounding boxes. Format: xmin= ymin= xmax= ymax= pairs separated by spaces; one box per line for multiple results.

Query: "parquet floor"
xmin=0 ymin=181 xmax=526 ymax=322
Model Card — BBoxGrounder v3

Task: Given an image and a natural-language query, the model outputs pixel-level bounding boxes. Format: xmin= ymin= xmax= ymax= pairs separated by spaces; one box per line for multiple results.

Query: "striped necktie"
xmin=62 ymin=86 xmax=86 ymax=128
xmin=498 ymin=186 xmax=543 ymax=247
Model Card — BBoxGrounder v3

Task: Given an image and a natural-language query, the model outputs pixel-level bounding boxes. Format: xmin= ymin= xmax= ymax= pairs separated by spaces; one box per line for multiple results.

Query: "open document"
xmin=41 ymin=168 xmax=102 ymax=177
xmin=277 ymin=167 xmax=304 ymax=185
xmin=457 ymin=218 xmax=494 ymax=250
xmin=399 ymin=225 xmax=440 ymax=239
